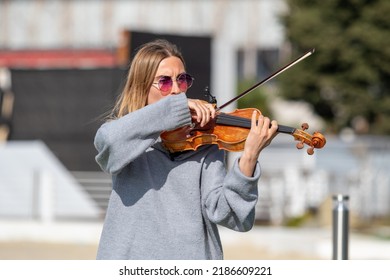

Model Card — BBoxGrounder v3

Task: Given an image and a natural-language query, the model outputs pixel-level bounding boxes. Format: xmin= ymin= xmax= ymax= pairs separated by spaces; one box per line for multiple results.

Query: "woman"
xmin=94 ymin=39 xmax=278 ymax=259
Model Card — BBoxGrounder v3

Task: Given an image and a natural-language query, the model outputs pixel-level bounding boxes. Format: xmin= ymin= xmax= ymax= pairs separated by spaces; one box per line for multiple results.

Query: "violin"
xmin=161 ymin=107 xmax=326 ymax=155
xmin=161 ymin=48 xmax=326 ymax=154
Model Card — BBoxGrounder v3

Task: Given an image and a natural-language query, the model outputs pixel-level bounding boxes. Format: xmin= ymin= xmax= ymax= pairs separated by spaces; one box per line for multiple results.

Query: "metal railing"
xmin=71 ymin=171 xmax=112 ymax=217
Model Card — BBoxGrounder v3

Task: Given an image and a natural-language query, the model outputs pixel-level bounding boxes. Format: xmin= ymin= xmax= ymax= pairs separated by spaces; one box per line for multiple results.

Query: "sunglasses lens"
xmin=158 ymin=76 xmax=173 ymax=92
xmin=177 ymin=73 xmax=194 ymax=91
xmin=155 ymin=74 xmax=194 ymax=93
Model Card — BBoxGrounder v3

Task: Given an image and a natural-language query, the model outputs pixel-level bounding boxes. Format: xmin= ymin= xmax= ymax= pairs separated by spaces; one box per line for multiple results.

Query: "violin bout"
xmin=160 ymin=122 xmax=247 ymax=153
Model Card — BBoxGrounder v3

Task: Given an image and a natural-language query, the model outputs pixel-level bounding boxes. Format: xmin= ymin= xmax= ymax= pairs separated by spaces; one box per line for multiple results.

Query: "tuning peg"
xmin=307 ymin=147 xmax=314 ymax=155
xmin=296 ymin=142 xmax=304 ymax=149
xmin=301 ymin=123 xmax=309 ymax=131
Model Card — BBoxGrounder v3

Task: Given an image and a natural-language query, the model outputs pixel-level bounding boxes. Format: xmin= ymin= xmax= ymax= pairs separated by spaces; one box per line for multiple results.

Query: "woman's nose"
xmin=170 ymin=80 xmax=181 ymax=95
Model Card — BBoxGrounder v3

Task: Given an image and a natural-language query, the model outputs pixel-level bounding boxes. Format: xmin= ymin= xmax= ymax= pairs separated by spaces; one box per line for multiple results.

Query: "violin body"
xmin=161 ymin=108 xmax=326 ymax=154
xmin=161 ymin=108 xmax=254 ymax=152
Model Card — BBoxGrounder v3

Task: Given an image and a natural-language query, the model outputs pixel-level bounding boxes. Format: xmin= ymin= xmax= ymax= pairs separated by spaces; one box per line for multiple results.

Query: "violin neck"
xmin=216 ymin=113 xmax=296 ymax=135
xmin=277 ymin=124 xmax=296 ymax=134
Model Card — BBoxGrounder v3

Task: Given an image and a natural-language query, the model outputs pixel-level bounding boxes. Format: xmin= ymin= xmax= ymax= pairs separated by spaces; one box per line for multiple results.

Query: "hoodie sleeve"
xmin=94 ymin=93 xmax=191 ymax=175
xmin=201 ymin=147 xmax=260 ymax=232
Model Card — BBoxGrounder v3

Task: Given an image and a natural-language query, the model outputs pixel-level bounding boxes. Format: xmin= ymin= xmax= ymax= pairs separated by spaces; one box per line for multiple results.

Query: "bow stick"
xmin=216 ymin=48 xmax=315 ymax=111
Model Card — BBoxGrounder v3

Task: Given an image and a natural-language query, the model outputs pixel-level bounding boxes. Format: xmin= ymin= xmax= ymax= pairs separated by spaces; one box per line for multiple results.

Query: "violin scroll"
xmin=293 ymin=123 xmax=326 ymax=155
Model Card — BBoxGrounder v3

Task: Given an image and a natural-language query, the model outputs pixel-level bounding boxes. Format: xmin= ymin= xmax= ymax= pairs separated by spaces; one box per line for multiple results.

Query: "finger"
xmin=199 ymin=102 xmax=214 ymax=127
xmin=270 ymin=120 xmax=278 ymax=131
xmin=257 ymin=114 xmax=265 ymax=132
xmin=270 ymin=120 xmax=279 ymax=138
xmin=208 ymin=104 xmax=216 ymax=119
xmin=202 ymin=111 xmax=210 ymax=127
xmin=251 ymin=110 xmax=259 ymax=129
xmin=195 ymin=102 xmax=206 ymax=126
xmin=262 ymin=117 xmax=273 ymax=135
xmin=192 ymin=104 xmax=202 ymax=123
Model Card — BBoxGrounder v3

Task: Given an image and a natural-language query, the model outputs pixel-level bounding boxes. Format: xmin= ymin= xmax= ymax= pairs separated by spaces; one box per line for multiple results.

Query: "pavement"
xmin=1 ymin=219 xmax=389 ymax=260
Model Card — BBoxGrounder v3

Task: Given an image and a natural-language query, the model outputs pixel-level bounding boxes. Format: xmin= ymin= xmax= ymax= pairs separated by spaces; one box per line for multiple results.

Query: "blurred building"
xmin=0 ymin=0 xmax=287 ymax=171
xmin=0 ymin=0 xmax=389 ymax=225
xmin=0 ymin=0 xmax=287 ymax=100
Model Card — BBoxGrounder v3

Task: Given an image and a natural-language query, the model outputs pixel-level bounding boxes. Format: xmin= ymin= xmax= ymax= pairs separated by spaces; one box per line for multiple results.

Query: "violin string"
xmin=216 ymin=113 xmax=296 ymax=135
xmin=216 ymin=114 xmax=251 ymax=128
xmin=218 ymin=114 xmax=251 ymax=126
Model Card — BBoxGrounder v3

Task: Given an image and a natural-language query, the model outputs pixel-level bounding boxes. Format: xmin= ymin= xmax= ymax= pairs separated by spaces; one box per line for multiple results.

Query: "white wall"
xmin=0 ymin=0 xmax=287 ymax=110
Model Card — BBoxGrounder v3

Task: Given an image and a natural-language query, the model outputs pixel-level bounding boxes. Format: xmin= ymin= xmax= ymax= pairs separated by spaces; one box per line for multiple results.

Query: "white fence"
xmin=0 ymin=141 xmax=101 ymax=221
xmin=1 ymin=136 xmax=389 ymax=225
xmin=248 ymin=135 xmax=390 ymax=224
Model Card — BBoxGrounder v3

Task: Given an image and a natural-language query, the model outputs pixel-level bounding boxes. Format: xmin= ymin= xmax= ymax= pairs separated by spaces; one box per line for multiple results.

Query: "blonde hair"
xmin=111 ymin=39 xmax=185 ymax=118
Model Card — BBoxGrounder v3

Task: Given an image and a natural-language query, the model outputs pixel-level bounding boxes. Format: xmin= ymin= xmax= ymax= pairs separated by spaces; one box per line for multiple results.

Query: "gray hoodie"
xmin=94 ymin=93 xmax=260 ymax=259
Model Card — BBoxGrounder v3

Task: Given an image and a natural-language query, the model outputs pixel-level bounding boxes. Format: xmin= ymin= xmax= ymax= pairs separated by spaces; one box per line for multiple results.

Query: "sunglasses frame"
xmin=152 ymin=73 xmax=194 ymax=94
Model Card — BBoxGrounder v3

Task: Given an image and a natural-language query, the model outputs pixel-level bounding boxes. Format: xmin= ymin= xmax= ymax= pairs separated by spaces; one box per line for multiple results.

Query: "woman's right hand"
xmin=187 ymin=99 xmax=216 ymax=127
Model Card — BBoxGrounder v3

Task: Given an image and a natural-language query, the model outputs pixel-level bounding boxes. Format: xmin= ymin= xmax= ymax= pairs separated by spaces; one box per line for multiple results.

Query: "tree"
xmin=237 ymin=79 xmax=272 ymax=117
xmin=279 ymin=0 xmax=390 ymax=134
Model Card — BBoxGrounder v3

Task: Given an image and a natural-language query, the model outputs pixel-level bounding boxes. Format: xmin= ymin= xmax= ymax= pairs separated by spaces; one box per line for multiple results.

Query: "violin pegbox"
xmin=294 ymin=123 xmax=326 ymax=155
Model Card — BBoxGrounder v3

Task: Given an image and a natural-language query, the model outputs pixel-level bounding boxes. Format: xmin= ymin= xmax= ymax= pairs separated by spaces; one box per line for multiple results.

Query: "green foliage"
xmin=280 ymin=0 xmax=390 ymax=134
xmin=236 ymin=79 xmax=272 ymax=117
xmin=284 ymin=211 xmax=314 ymax=227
